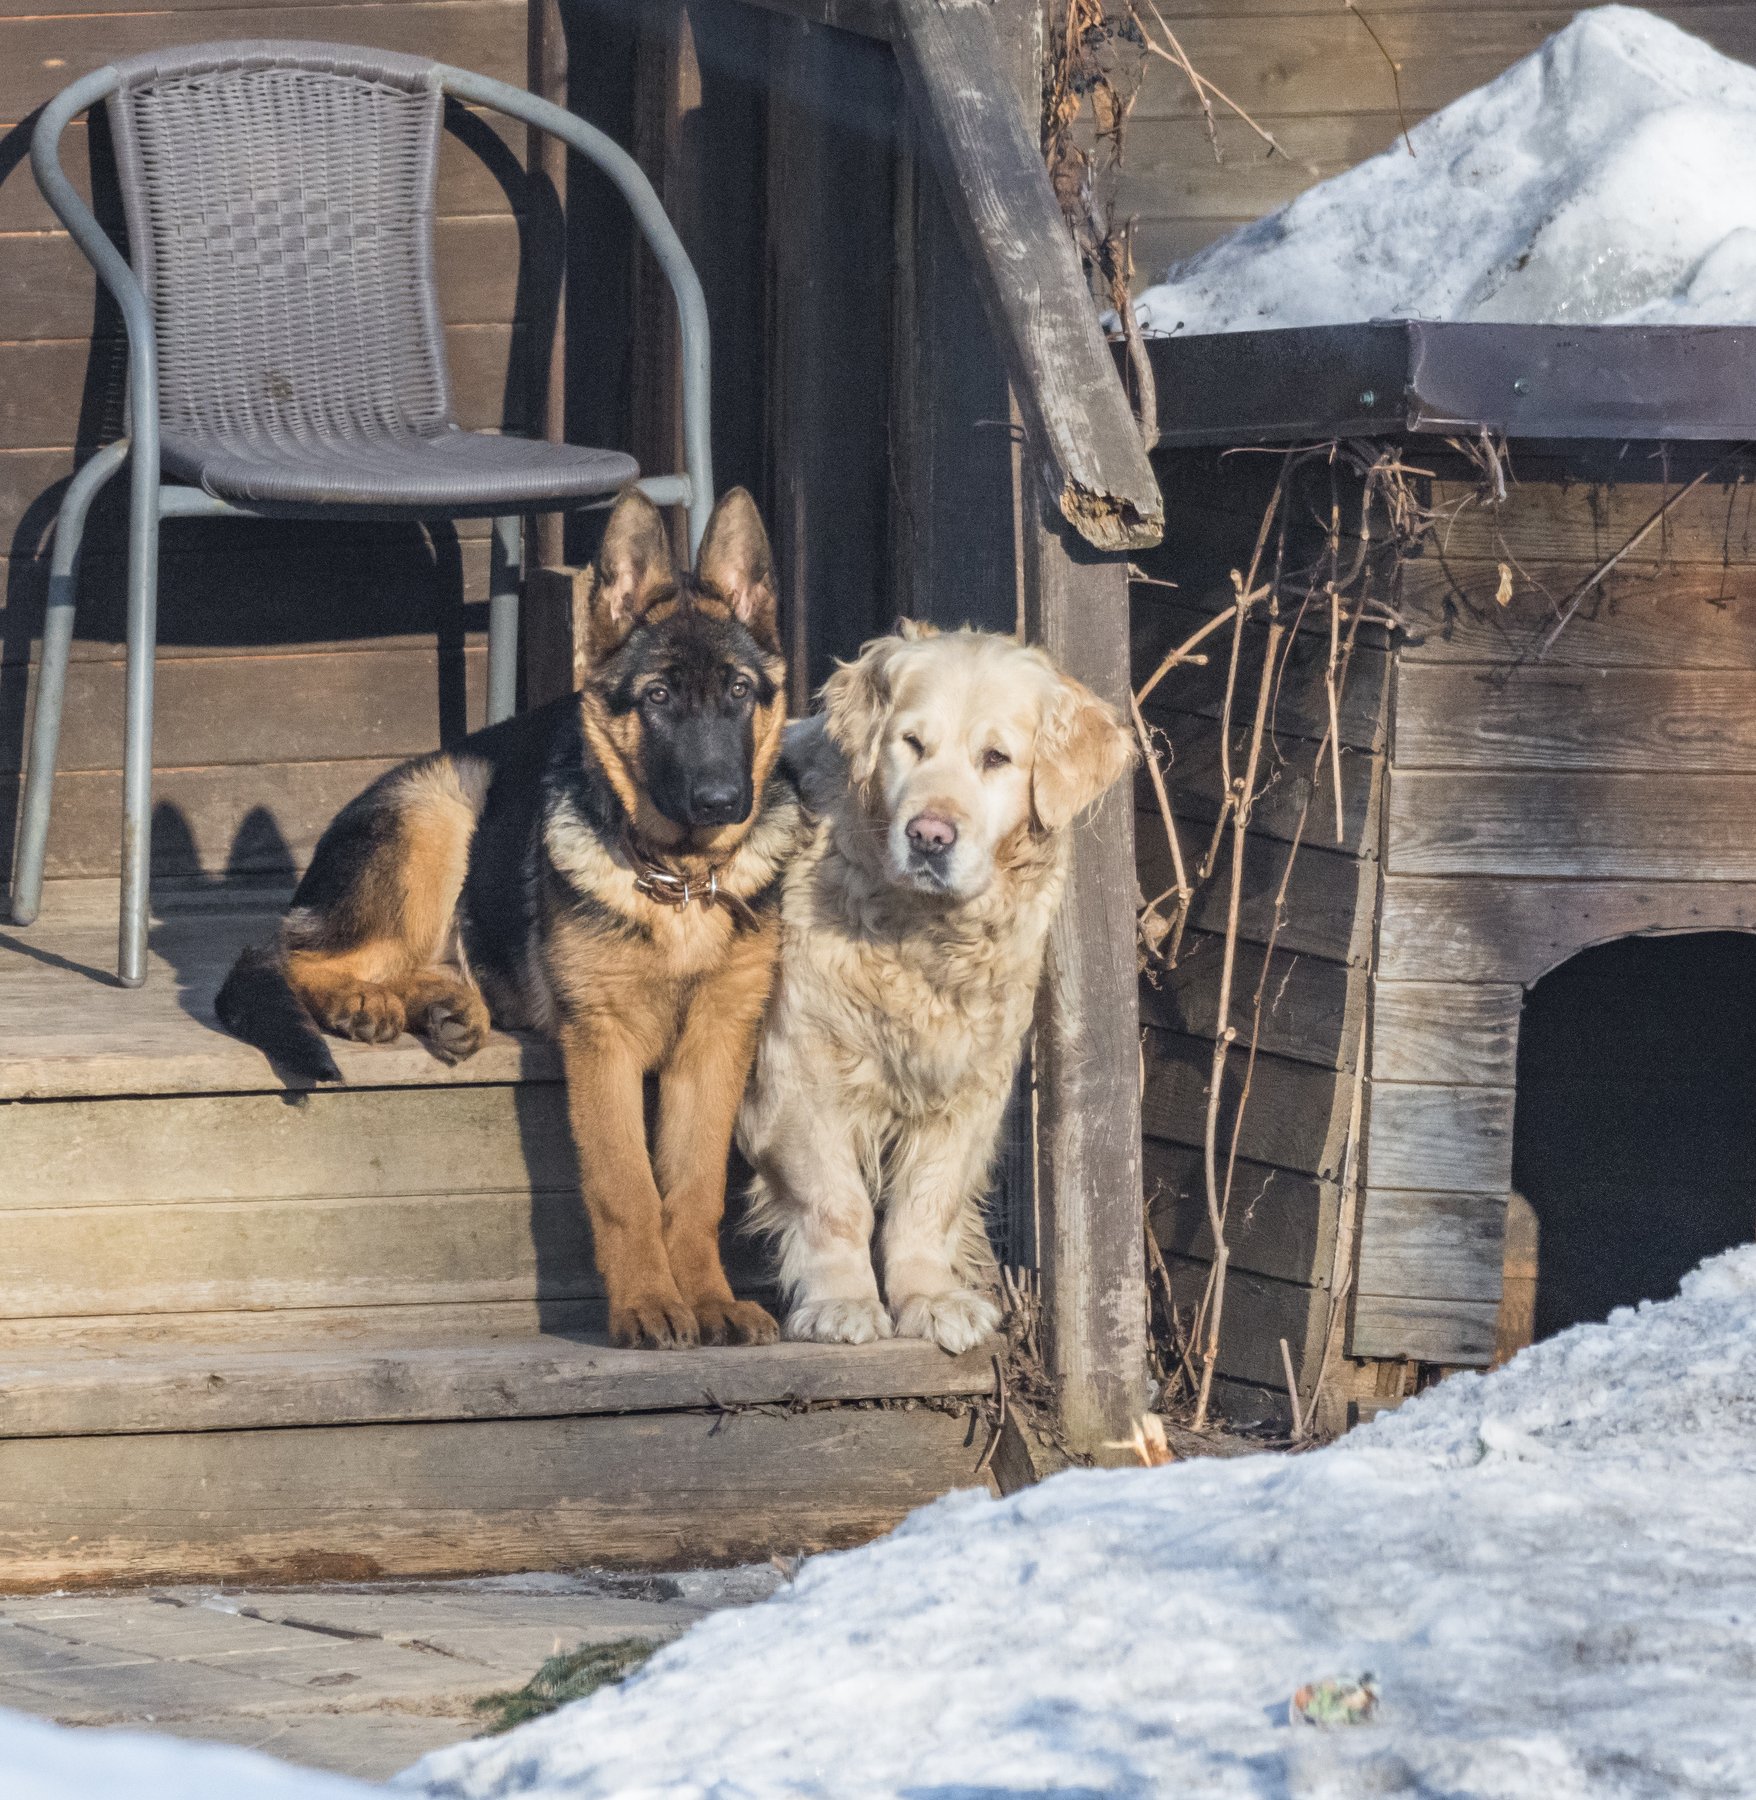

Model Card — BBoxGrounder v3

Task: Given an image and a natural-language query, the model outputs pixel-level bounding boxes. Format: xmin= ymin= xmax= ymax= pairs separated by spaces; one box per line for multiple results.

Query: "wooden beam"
xmin=890 ymin=0 xmax=1163 ymax=552
xmin=1028 ymin=518 xmax=1149 ymax=1448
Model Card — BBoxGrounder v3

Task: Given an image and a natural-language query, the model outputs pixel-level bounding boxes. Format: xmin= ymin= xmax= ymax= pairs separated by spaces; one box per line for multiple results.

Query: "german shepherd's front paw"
xmin=693 ymin=1297 xmax=779 ymax=1347
xmin=317 ymin=983 xmax=406 ymax=1045
xmin=609 ymin=1292 xmax=700 ymax=1349
xmin=409 ymin=988 xmax=489 ymax=1064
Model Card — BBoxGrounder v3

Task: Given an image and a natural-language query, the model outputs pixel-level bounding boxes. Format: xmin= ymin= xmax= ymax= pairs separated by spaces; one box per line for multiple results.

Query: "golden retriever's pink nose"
xmin=906 ymin=811 xmax=958 ymax=855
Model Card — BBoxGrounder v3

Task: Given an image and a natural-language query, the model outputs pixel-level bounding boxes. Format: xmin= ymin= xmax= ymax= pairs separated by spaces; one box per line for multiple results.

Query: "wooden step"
xmin=0 ymin=883 xmax=1003 ymax=1591
xmin=0 ymin=1332 xmax=997 ymax=1440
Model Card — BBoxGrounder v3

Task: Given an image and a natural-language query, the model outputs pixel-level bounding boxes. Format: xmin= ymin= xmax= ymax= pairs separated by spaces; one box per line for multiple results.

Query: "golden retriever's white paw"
xmin=891 ymin=1289 xmax=1002 ymax=1355
xmin=784 ymin=1297 xmax=895 ymax=1345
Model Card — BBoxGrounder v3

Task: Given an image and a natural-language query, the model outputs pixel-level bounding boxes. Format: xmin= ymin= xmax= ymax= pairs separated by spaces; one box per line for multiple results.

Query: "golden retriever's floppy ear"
xmin=695 ymin=487 xmax=779 ymax=652
xmin=1030 ymin=672 xmax=1136 ymax=832
xmin=587 ymin=488 xmax=675 ymax=659
xmin=822 ymin=633 xmax=904 ymax=789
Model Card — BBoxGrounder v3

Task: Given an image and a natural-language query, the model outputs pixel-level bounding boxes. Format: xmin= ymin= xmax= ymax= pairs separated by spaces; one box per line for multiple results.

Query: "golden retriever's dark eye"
xmin=902 ymin=733 xmax=925 ymax=757
xmin=728 ymin=675 xmax=752 ymax=701
xmin=644 ymin=683 xmax=671 ymax=707
xmin=981 ymin=747 xmax=1011 ymax=772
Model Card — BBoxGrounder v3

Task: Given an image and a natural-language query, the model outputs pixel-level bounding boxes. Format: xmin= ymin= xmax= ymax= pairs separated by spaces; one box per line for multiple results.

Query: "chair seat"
xmin=160 ymin=425 xmax=640 ymax=512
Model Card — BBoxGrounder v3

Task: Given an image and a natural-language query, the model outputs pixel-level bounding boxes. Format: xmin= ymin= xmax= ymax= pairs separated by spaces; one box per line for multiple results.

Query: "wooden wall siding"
xmin=1354 ymin=444 xmax=1756 ymax=1366
xmin=0 ymin=0 xmax=537 ymax=888
xmin=1133 ymin=451 xmax=1391 ymax=1425
xmin=1114 ymin=6 xmax=1756 ymax=292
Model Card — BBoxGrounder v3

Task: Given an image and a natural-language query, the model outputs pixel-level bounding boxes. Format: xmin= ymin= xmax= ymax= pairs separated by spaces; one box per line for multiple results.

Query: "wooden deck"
xmin=0 ymin=881 xmax=998 ymax=1590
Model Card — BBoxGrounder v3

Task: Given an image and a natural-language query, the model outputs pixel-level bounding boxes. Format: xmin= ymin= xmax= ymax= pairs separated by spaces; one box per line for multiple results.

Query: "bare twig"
xmin=1280 ymin=1336 xmax=1305 ymax=1440
xmin=1538 ymin=463 xmax=1723 ymax=657
xmin=1133 ymin=0 xmax=1314 ymax=171
xmin=1344 ymin=1 xmax=1413 ymax=157
xmin=1193 ymin=614 xmax=1284 ymax=1432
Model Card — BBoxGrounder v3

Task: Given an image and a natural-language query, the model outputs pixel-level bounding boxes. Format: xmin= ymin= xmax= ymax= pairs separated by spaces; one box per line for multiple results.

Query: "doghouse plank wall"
xmin=1133 ymin=448 xmax=1391 ymax=1426
xmin=1113 ymin=5 xmax=1756 ymax=290
xmin=1354 ymin=444 xmax=1756 ymax=1366
xmin=0 ymin=0 xmax=539 ymax=889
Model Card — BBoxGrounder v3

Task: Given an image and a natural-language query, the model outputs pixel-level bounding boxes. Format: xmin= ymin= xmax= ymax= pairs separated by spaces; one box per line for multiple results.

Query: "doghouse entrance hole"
xmin=1508 ymin=931 xmax=1756 ymax=1351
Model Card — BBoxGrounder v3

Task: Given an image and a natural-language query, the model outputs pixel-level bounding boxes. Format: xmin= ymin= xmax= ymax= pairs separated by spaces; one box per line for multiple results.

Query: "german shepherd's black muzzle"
xmin=638 ymin=654 xmax=760 ymax=830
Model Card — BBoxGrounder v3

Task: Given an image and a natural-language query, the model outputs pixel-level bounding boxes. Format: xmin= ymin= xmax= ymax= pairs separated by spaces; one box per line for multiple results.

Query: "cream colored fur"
xmin=738 ymin=626 xmax=1134 ymax=1353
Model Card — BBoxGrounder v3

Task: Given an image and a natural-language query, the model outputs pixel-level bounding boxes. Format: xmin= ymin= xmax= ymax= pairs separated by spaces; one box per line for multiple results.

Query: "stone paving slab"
xmin=0 ymin=1566 xmax=782 ymax=1782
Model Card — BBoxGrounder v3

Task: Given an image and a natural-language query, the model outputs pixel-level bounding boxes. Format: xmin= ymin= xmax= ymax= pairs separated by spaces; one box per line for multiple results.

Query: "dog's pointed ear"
xmin=588 ymin=488 xmax=676 ymax=656
xmin=695 ymin=488 xmax=779 ymax=650
xmin=1030 ymin=672 xmax=1136 ymax=832
xmin=821 ymin=633 xmax=904 ymax=790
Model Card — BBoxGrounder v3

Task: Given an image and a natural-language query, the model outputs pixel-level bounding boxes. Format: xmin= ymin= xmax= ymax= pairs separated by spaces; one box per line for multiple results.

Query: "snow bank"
xmin=1135 ymin=6 xmax=1756 ymax=336
xmin=4 ymin=1705 xmax=373 ymax=1800
xmin=408 ymin=1244 xmax=1756 ymax=1798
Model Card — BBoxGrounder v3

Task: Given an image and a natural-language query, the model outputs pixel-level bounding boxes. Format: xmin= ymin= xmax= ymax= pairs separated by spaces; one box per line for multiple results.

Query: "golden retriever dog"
xmin=738 ymin=624 xmax=1135 ymax=1353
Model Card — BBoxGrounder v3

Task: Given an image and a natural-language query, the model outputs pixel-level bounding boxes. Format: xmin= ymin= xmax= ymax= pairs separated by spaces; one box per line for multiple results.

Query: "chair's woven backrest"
xmin=105 ymin=42 xmax=453 ymax=445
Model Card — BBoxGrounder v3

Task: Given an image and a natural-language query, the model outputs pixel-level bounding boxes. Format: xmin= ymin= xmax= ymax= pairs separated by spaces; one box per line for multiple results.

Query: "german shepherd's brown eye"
xmin=902 ymin=733 xmax=925 ymax=757
xmin=728 ymin=675 xmax=752 ymax=701
xmin=644 ymin=683 xmax=671 ymax=707
xmin=981 ymin=747 xmax=1011 ymax=772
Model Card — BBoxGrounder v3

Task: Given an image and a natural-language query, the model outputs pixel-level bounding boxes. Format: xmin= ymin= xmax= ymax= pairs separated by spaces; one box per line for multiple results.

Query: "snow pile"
xmin=1135 ymin=6 xmax=1756 ymax=336
xmin=4 ymin=1705 xmax=373 ymax=1800
xmin=410 ymin=1245 xmax=1756 ymax=1799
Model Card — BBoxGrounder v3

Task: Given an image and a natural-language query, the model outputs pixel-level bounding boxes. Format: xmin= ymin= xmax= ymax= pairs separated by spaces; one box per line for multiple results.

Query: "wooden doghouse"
xmin=0 ymin=0 xmax=1161 ymax=1587
xmin=1138 ymin=320 xmax=1756 ymax=1427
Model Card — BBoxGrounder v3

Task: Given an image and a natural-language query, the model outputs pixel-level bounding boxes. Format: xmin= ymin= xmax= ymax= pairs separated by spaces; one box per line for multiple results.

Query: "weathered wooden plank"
xmin=0 ymin=646 xmax=484 ymax=775
xmin=733 ymin=0 xmax=894 ymax=39
xmin=0 ymin=537 xmax=494 ymax=649
xmin=1387 ymin=769 xmax=1756 ymax=880
xmin=1128 ymin=10 xmax=1756 ymax=122
xmin=0 ymin=1405 xmax=983 ymax=1590
xmin=1165 ymin=1253 xmax=1329 ymax=1398
xmin=767 ymin=10 xmax=900 ymax=694
xmin=0 ymin=1335 xmax=995 ymax=1439
xmin=1379 ymin=874 xmax=1756 ymax=985
xmin=1140 ymin=827 xmax=1378 ymax=965
xmin=0 ymin=1083 xmax=569 ymax=1206
xmin=1425 ymin=465 xmax=1756 ymax=569
xmin=0 ymin=326 xmax=527 ymax=450
xmin=0 ymin=6 xmax=528 ymax=122
xmin=1140 ymin=927 xmax=1363 ymax=1070
xmin=1146 ymin=1140 xmax=1337 ymax=1289
xmin=1139 ymin=707 xmax=1384 ymax=856
xmin=1349 ymin=1294 xmax=1499 ymax=1366
xmin=1399 ymin=563 xmax=1756 ymax=670
xmin=1135 ymin=599 xmax=1390 ymax=751
xmin=3 ymin=756 xmax=401 ymax=883
xmin=1143 ymin=1027 xmax=1355 ymax=1180
xmin=0 ymin=216 xmax=529 ymax=344
xmin=1363 ymin=1083 xmax=1514 ymax=1194
xmin=1371 ymin=980 xmax=1521 ymax=1086
xmin=891 ymin=0 xmax=1162 ymax=550
xmin=1355 ymin=1188 xmax=1507 ymax=1304
xmin=1394 ymin=665 xmax=1756 ymax=774
xmin=0 ymin=1189 xmax=602 ymax=1319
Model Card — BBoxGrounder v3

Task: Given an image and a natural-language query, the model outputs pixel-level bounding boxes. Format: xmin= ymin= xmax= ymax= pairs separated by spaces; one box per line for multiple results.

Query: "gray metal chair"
xmin=15 ymin=41 xmax=713 ymax=985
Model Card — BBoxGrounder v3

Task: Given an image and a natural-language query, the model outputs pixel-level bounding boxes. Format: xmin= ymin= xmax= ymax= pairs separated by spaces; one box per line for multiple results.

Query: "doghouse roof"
xmin=1145 ymin=320 xmax=1756 ymax=449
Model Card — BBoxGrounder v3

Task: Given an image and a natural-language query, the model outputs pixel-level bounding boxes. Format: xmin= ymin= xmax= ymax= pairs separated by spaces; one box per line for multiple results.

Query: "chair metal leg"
xmin=117 ymin=452 xmax=162 ymax=988
xmin=487 ymin=513 xmax=522 ymax=726
xmin=9 ymin=440 xmax=131 ymax=928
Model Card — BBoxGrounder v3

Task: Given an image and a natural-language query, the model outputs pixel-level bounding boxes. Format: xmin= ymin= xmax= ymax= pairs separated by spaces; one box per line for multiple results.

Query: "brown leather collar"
xmin=623 ymin=831 xmax=760 ymax=931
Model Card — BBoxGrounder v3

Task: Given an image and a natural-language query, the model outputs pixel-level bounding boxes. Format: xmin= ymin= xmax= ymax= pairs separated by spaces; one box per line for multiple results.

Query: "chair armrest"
xmin=438 ymin=66 xmax=714 ymax=553
xmin=31 ymin=67 xmax=160 ymax=479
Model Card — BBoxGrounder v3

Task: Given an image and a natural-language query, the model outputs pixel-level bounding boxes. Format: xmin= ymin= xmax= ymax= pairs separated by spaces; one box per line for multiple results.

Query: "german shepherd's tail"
xmin=215 ymin=946 xmax=342 ymax=1084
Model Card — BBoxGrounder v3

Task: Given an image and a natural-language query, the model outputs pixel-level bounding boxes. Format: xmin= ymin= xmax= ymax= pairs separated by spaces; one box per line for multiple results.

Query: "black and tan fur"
xmin=217 ymin=489 xmax=799 ymax=1348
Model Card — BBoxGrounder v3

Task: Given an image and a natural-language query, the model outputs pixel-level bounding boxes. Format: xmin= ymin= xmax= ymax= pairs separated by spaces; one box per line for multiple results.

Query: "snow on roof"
xmin=1135 ymin=6 xmax=1756 ymax=338
xmin=406 ymin=1243 xmax=1756 ymax=1797
xmin=6 ymin=1705 xmax=372 ymax=1800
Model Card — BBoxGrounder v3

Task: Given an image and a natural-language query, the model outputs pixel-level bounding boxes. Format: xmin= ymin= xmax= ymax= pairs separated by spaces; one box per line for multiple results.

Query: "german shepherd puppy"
xmin=217 ymin=488 xmax=798 ymax=1348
